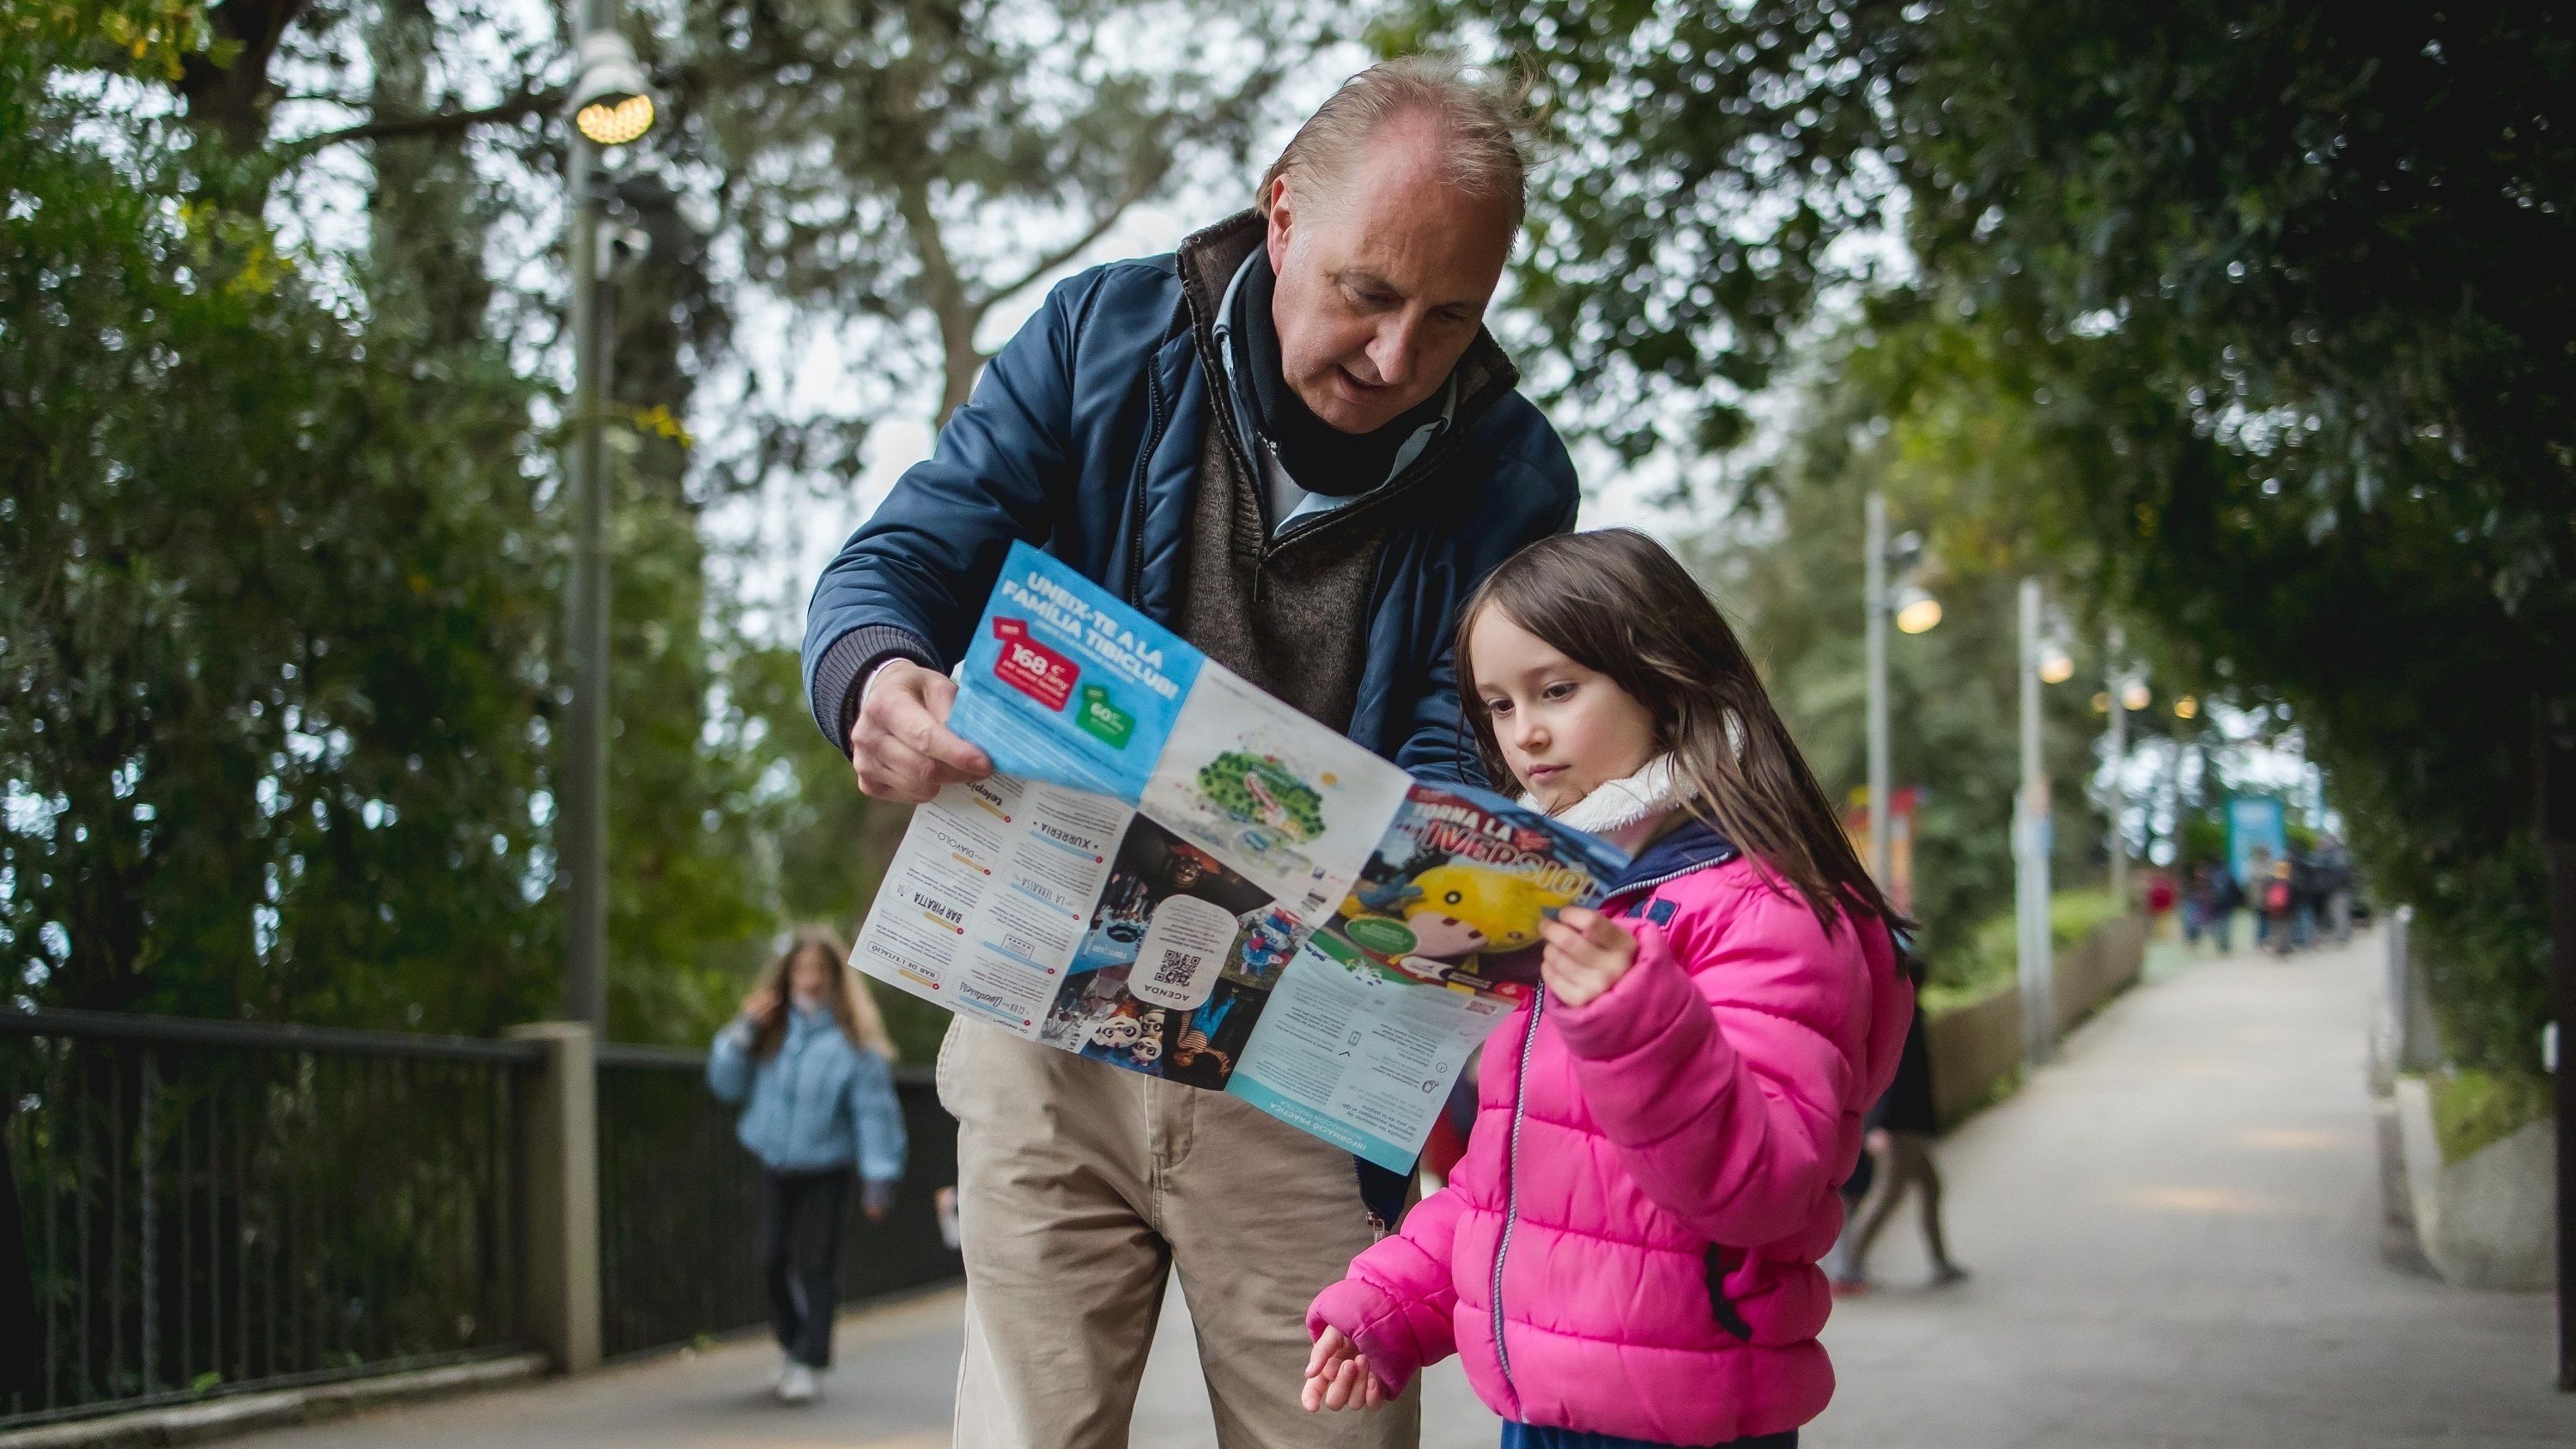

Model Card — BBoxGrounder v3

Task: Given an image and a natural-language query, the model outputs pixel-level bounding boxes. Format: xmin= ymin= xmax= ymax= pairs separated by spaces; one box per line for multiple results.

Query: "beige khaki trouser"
xmin=937 ymin=1018 xmax=1422 ymax=1449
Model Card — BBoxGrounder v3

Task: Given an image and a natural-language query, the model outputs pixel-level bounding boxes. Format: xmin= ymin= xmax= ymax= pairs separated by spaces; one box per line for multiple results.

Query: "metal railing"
xmin=0 ymin=1010 xmax=536 ymax=1428
xmin=594 ymin=1044 xmax=960 ymax=1361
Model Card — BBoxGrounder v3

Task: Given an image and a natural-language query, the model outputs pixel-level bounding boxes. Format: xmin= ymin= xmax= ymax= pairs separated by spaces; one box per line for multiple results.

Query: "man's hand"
xmin=1301 ymin=1326 xmax=1389 ymax=1413
xmin=849 ymin=659 xmax=993 ymax=803
xmin=1538 ymin=906 xmax=1638 ymax=1008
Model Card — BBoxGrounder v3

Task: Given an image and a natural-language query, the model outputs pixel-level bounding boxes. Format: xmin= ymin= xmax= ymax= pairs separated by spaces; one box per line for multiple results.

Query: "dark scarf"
xmin=1228 ymin=250 xmax=1447 ymax=498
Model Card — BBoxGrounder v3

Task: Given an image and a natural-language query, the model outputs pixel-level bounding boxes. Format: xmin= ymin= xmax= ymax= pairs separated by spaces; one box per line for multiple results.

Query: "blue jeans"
xmin=1501 ymin=1425 xmax=1797 ymax=1449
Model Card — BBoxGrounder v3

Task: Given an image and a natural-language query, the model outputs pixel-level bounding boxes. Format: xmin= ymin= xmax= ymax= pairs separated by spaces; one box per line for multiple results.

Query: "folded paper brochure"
xmin=850 ymin=541 xmax=1628 ymax=1171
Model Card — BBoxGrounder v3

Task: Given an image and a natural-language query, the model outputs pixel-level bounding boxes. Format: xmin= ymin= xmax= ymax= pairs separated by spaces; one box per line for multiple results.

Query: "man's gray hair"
xmin=1256 ymin=55 xmax=1534 ymax=231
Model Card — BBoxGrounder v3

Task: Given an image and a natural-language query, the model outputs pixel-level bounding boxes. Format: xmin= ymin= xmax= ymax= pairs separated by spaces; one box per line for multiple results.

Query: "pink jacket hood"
xmin=1309 ymin=828 xmax=1913 ymax=1443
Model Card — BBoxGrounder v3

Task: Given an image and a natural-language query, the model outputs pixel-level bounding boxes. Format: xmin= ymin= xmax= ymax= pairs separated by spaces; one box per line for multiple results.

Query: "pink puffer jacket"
xmin=1309 ymin=825 xmax=1913 ymax=1445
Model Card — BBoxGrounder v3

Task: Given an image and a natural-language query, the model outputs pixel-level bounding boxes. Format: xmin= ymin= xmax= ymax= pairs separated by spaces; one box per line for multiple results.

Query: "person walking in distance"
xmin=1835 ymin=1002 xmax=1965 ymax=1293
xmin=2263 ymin=858 xmax=2298 ymax=959
xmin=2314 ymin=832 xmax=2356 ymax=945
xmin=1303 ymin=531 xmax=1915 ymax=1449
xmin=2179 ymin=863 xmax=2210 ymax=950
xmin=2142 ymin=868 xmax=2178 ymax=941
xmin=2196 ymin=860 xmax=2245 ymax=953
xmin=708 ymin=927 xmax=909 ymax=1404
xmin=2245 ymin=846 xmax=2276 ymax=953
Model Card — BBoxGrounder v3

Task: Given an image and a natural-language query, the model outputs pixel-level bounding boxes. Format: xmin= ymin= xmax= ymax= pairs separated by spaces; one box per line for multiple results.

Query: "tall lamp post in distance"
xmin=2018 ymin=582 xmax=2072 ymax=1066
xmin=1863 ymin=492 xmax=1940 ymax=894
xmin=2105 ymin=625 xmax=2129 ymax=910
xmin=560 ymin=20 xmax=656 ymax=1032
xmin=1865 ymin=493 xmax=1891 ymax=886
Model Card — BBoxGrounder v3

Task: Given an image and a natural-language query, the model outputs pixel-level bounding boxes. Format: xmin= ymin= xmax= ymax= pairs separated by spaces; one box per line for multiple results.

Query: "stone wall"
xmin=1926 ymin=914 xmax=2146 ymax=1130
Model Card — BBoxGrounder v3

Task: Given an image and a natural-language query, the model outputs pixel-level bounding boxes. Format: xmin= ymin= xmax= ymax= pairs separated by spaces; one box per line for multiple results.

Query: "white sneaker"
xmin=769 ymin=1352 xmax=796 ymax=1392
xmin=777 ymin=1364 xmax=819 ymax=1405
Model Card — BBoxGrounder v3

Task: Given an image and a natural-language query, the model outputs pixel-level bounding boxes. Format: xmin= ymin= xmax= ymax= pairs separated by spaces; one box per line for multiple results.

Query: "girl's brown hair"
xmin=1455 ymin=529 xmax=1904 ymax=935
xmin=749 ymin=925 xmax=898 ymax=1062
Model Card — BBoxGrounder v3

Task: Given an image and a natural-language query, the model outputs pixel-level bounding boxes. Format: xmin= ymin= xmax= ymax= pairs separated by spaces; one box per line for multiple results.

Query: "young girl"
xmin=1302 ymin=529 xmax=1914 ymax=1448
xmin=708 ymin=926 xmax=909 ymax=1404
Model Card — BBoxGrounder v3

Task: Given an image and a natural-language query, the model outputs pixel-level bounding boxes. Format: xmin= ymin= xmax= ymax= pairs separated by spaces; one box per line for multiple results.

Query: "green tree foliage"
xmin=657 ymin=0 xmax=1297 ymax=424
xmin=1426 ymin=0 xmax=2573 ymax=1074
xmin=1384 ymin=0 xmax=1911 ymax=460
xmin=3 ymin=0 xmax=556 ymax=1029
xmin=726 ymin=644 xmax=948 ymax=1060
xmin=1685 ymin=356 xmax=2109 ymax=977
xmin=1881 ymin=5 xmax=2573 ymax=1073
xmin=7 ymin=0 xmax=1299 ymax=1050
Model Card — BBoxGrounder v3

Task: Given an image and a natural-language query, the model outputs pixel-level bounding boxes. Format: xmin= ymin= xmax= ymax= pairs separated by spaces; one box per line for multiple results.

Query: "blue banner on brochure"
xmin=949 ymin=541 xmax=1201 ymax=802
xmin=1225 ymin=1074 xmax=1419 ymax=1172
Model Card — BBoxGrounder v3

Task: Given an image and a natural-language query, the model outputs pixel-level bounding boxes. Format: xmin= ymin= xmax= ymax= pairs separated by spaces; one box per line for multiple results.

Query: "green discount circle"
xmin=1341 ymin=916 xmax=1418 ymax=956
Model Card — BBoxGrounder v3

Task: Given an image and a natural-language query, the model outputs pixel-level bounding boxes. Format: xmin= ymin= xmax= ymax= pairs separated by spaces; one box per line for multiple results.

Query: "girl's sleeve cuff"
xmin=1307 ymin=1280 xmax=1423 ymax=1397
xmin=1550 ymin=922 xmax=1698 ymax=1062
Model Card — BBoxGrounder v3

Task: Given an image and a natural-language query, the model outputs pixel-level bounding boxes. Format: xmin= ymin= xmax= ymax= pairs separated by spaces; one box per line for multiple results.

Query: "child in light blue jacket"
xmin=709 ymin=926 xmax=907 ymax=1403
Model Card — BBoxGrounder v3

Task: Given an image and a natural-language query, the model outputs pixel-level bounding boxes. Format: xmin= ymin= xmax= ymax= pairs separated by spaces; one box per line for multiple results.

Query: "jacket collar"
xmin=1521 ymin=755 xmax=1688 ymax=848
xmin=1603 ymin=817 xmax=1740 ymax=901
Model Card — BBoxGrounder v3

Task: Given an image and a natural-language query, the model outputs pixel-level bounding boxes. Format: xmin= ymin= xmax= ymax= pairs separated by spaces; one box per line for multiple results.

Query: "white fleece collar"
xmin=1521 ymin=756 xmax=1691 ymax=846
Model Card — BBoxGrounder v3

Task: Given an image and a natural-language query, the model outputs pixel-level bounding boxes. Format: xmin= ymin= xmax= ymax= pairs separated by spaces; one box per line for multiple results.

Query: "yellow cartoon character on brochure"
xmin=1337 ymin=863 xmax=1577 ymax=996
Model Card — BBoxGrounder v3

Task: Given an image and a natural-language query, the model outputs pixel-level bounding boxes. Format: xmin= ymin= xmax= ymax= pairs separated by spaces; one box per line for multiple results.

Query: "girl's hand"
xmin=738 ymin=985 xmax=780 ymax=1023
xmin=1301 ymin=1326 xmax=1388 ymax=1413
xmin=1539 ymin=907 xmax=1637 ymax=1008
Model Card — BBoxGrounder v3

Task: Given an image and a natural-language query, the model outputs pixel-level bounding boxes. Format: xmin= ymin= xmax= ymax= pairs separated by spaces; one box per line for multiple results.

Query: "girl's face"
xmin=788 ymin=948 xmax=834 ymax=1007
xmin=1467 ymin=608 xmax=1660 ymax=814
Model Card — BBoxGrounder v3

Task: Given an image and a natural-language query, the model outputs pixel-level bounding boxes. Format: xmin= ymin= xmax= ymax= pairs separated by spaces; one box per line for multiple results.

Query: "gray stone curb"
xmin=0 ymin=1355 xmax=548 ymax=1449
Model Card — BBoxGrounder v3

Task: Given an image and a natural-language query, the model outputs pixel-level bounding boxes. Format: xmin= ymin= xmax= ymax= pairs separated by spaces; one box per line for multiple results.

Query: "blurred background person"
xmin=2196 ymin=860 xmax=2245 ymax=953
xmin=2181 ymin=862 xmax=2213 ymax=950
xmin=1835 ymin=1002 xmax=1965 ymax=1293
xmin=2143 ymin=867 xmax=2178 ymax=941
xmin=2314 ymin=832 xmax=2356 ymax=945
xmin=2245 ymin=846 xmax=2277 ymax=953
xmin=2263 ymin=858 xmax=2299 ymax=959
xmin=2289 ymin=843 xmax=2322 ymax=951
xmin=709 ymin=927 xmax=908 ymax=1404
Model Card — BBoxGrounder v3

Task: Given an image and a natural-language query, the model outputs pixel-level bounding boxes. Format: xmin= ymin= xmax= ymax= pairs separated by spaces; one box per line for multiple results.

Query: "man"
xmin=802 ymin=58 xmax=1577 ymax=1449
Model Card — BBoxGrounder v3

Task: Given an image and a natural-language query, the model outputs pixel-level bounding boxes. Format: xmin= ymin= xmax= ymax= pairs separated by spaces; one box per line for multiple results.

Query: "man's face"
xmin=1264 ymin=117 xmax=1515 ymax=435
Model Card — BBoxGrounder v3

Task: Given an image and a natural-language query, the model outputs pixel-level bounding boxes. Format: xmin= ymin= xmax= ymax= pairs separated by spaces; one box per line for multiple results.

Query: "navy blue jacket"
xmin=800 ymin=218 xmax=1581 ymax=784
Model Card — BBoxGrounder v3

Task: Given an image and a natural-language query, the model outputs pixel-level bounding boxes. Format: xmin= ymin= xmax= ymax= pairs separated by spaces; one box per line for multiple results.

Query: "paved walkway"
xmin=239 ymin=932 xmax=2570 ymax=1448
xmin=1803 ymin=932 xmax=2569 ymax=1448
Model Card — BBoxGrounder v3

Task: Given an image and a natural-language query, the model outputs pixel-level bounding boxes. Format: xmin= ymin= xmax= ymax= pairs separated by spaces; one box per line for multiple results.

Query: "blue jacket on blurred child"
xmin=708 ymin=1006 xmax=908 ymax=1195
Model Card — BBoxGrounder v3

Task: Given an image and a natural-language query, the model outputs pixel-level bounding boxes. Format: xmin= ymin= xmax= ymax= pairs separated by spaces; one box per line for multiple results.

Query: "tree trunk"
xmin=176 ymin=0 xmax=311 ymax=150
xmin=894 ymin=174 xmax=987 ymax=426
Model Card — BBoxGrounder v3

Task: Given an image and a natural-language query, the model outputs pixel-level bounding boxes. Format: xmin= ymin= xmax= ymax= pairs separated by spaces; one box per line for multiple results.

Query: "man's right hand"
xmin=848 ymin=659 xmax=993 ymax=803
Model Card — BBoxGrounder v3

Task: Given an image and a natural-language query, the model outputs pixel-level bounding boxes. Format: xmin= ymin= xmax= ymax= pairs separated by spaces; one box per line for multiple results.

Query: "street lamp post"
xmin=2017 ymin=578 xmax=2057 ymax=1066
xmin=1863 ymin=493 xmax=1941 ymax=897
xmin=1865 ymin=492 xmax=1892 ymax=888
xmin=561 ymin=18 xmax=655 ymax=1032
xmin=2106 ymin=624 xmax=2129 ymax=910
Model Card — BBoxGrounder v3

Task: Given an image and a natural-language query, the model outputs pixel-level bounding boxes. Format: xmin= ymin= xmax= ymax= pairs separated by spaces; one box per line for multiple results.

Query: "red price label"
xmin=991 ymin=618 xmax=1077 ymax=711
